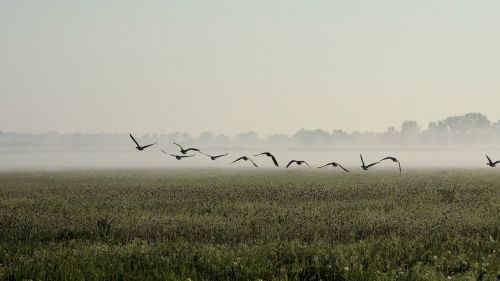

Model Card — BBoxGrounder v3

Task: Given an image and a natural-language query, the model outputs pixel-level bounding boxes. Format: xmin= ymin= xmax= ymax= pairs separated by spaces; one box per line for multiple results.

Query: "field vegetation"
xmin=0 ymin=169 xmax=499 ymax=280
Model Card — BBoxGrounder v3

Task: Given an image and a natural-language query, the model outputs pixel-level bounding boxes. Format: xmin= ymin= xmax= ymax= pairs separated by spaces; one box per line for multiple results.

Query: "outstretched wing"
xmin=253 ymin=152 xmax=265 ymax=156
xmin=366 ymin=161 xmax=380 ymax=168
xmin=317 ymin=163 xmax=330 ymax=168
xmin=130 ymin=134 xmax=140 ymax=147
xmin=493 ymin=161 xmax=500 ymax=165
xmin=232 ymin=157 xmax=245 ymax=164
xmin=161 ymin=149 xmax=177 ymax=158
xmin=248 ymin=158 xmax=258 ymax=168
xmin=181 ymin=154 xmax=195 ymax=158
xmin=173 ymin=142 xmax=183 ymax=150
xmin=214 ymin=153 xmax=229 ymax=159
xmin=141 ymin=142 xmax=156 ymax=149
xmin=380 ymin=157 xmax=393 ymax=162
xmin=397 ymin=160 xmax=401 ymax=173
xmin=286 ymin=160 xmax=296 ymax=168
xmin=360 ymin=154 xmax=365 ymax=166
xmin=185 ymin=148 xmax=201 ymax=153
xmin=337 ymin=163 xmax=350 ymax=172
xmin=270 ymin=154 xmax=279 ymax=167
xmin=486 ymin=154 xmax=493 ymax=164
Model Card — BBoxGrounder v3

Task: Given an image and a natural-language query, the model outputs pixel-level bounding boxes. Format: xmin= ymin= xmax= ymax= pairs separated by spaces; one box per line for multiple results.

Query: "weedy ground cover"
xmin=0 ymin=169 xmax=498 ymax=280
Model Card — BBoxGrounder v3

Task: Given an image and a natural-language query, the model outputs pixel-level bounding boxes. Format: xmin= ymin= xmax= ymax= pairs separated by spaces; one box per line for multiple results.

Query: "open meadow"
xmin=0 ymin=169 xmax=499 ymax=280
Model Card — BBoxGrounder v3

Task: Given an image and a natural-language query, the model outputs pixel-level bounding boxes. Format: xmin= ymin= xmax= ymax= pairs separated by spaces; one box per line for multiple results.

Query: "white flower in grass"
xmin=344 ymin=266 xmax=349 ymax=271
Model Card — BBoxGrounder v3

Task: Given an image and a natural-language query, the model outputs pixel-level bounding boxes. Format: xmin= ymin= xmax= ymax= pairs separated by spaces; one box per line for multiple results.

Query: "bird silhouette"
xmin=130 ymin=134 xmax=156 ymax=151
xmin=286 ymin=160 xmax=310 ymax=168
xmin=201 ymin=152 xmax=229 ymax=161
xmin=253 ymin=152 xmax=279 ymax=167
xmin=486 ymin=154 xmax=500 ymax=167
xmin=317 ymin=162 xmax=350 ymax=172
xmin=161 ymin=149 xmax=194 ymax=160
xmin=173 ymin=142 xmax=201 ymax=154
xmin=231 ymin=156 xmax=258 ymax=167
xmin=380 ymin=156 xmax=402 ymax=173
xmin=360 ymin=154 xmax=380 ymax=170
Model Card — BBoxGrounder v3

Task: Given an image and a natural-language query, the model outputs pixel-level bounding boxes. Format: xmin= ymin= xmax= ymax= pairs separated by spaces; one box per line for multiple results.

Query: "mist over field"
xmin=2 ymin=2 xmax=500 ymax=280
xmin=2 ymin=113 xmax=500 ymax=169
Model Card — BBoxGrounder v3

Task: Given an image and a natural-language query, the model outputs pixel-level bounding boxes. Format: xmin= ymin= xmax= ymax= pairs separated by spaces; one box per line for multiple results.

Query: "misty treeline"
xmin=2 ymin=113 xmax=500 ymax=149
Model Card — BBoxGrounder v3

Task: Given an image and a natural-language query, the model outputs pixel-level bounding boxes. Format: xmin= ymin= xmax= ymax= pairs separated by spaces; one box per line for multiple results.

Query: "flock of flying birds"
xmin=130 ymin=134 xmax=500 ymax=171
xmin=130 ymin=134 xmax=402 ymax=172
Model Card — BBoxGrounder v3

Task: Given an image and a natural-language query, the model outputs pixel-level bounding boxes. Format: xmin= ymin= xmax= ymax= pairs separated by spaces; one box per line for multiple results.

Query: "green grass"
xmin=0 ymin=169 xmax=499 ymax=280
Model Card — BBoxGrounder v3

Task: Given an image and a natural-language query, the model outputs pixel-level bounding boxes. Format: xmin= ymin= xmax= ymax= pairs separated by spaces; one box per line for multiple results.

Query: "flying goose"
xmin=380 ymin=156 xmax=402 ymax=173
xmin=486 ymin=154 xmax=500 ymax=167
xmin=231 ymin=156 xmax=258 ymax=167
xmin=360 ymin=154 xmax=380 ymax=170
xmin=317 ymin=162 xmax=350 ymax=172
xmin=161 ymin=149 xmax=195 ymax=160
xmin=253 ymin=152 xmax=279 ymax=167
xmin=286 ymin=160 xmax=310 ymax=168
xmin=173 ymin=142 xmax=201 ymax=154
xmin=130 ymin=134 xmax=156 ymax=151
xmin=201 ymin=152 xmax=229 ymax=161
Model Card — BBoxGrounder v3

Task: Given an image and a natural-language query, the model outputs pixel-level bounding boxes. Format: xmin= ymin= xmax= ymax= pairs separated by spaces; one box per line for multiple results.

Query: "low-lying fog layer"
xmin=0 ymin=146 xmax=496 ymax=170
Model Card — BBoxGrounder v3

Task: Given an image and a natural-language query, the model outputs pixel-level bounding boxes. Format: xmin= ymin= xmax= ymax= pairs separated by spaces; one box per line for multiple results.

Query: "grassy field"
xmin=0 ymin=169 xmax=499 ymax=280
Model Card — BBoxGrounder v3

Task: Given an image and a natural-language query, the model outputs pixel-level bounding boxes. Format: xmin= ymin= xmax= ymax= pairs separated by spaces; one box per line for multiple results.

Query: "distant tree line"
xmin=2 ymin=113 xmax=500 ymax=149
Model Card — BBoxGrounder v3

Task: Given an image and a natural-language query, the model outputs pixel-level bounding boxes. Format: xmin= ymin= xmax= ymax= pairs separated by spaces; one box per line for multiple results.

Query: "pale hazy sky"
xmin=1 ymin=1 xmax=499 ymax=136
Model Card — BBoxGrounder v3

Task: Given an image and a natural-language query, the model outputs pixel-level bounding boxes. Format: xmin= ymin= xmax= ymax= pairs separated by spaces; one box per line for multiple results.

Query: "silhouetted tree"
xmin=235 ymin=131 xmax=260 ymax=147
xmin=197 ymin=131 xmax=214 ymax=145
xmin=444 ymin=113 xmax=490 ymax=136
xmin=180 ymin=133 xmax=193 ymax=143
xmin=214 ymin=134 xmax=231 ymax=146
xmin=401 ymin=121 xmax=420 ymax=136
xmin=267 ymin=134 xmax=291 ymax=147
xmin=293 ymin=129 xmax=330 ymax=146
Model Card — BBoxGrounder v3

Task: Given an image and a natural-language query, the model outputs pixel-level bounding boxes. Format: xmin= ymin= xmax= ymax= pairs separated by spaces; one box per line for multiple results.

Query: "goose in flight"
xmin=253 ymin=152 xmax=279 ymax=167
xmin=286 ymin=160 xmax=310 ymax=168
xmin=231 ymin=156 xmax=258 ymax=167
xmin=360 ymin=154 xmax=380 ymax=170
xmin=161 ymin=149 xmax=195 ymax=160
xmin=486 ymin=154 xmax=500 ymax=167
xmin=317 ymin=162 xmax=350 ymax=172
xmin=201 ymin=152 xmax=229 ymax=161
xmin=380 ymin=156 xmax=402 ymax=173
xmin=173 ymin=142 xmax=201 ymax=154
xmin=130 ymin=134 xmax=156 ymax=151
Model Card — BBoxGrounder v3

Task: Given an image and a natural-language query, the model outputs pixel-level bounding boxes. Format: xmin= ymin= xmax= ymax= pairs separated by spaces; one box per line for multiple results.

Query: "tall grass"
xmin=0 ymin=169 xmax=498 ymax=280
